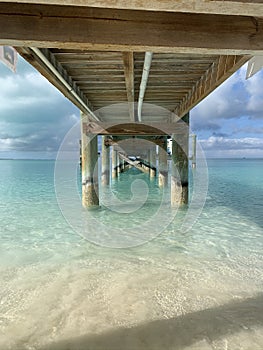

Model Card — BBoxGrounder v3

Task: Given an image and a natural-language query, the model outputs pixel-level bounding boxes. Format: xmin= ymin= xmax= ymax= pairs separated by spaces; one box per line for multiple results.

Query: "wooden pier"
xmin=1 ymin=0 xmax=261 ymax=207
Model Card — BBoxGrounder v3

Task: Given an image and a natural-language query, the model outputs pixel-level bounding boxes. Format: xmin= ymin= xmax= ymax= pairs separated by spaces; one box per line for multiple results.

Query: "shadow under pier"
xmin=40 ymin=293 xmax=263 ymax=350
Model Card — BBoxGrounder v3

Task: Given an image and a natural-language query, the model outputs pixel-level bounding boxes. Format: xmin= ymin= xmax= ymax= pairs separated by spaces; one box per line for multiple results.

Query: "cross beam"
xmin=1 ymin=4 xmax=263 ymax=55
xmin=1 ymin=0 xmax=262 ymax=17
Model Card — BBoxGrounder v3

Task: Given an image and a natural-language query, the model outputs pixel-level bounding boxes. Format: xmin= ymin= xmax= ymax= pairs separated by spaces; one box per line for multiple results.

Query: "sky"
xmin=0 ymin=54 xmax=262 ymax=159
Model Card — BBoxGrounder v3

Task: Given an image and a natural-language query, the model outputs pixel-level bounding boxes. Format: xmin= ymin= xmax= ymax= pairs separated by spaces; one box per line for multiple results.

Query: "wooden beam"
xmin=17 ymin=47 xmax=99 ymax=120
xmin=122 ymin=52 xmax=135 ymax=122
xmin=118 ymin=153 xmax=148 ymax=174
xmin=107 ymin=137 xmax=170 ymax=155
xmin=1 ymin=4 xmax=263 ymax=55
xmin=109 ymin=137 xmax=160 ymax=158
xmin=83 ymin=122 xmax=188 ymax=136
xmin=1 ymin=1 xmax=262 ymax=17
xmin=175 ymin=55 xmax=250 ymax=117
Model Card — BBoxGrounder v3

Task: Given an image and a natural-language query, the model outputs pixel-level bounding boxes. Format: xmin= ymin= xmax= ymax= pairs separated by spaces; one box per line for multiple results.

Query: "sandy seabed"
xmin=1 ymin=251 xmax=263 ymax=350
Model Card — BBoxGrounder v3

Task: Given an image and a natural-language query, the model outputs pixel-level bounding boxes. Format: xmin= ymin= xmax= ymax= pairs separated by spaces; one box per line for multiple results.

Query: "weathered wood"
xmin=8 ymin=6 xmax=254 ymax=137
xmin=116 ymin=152 xmax=121 ymax=174
xmin=17 ymin=47 xmax=250 ymax=123
xmin=149 ymin=148 xmax=156 ymax=178
xmin=140 ymin=151 xmax=151 ymax=175
xmin=158 ymin=138 xmax=168 ymax=187
xmin=107 ymin=136 xmax=173 ymax=149
xmin=120 ymin=158 xmax=125 ymax=172
xmin=111 ymin=149 xmax=118 ymax=179
xmin=101 ymin=136 xmax=110 ymax=185
xmin=171 ymin=114 xmax=189 ymax=207
xmin=83 ymin=122 xmax=189 ymax=136
xmin=1 ymin=0 xmax=262 ymax=17
xmin=2 ymin=4 xmax=263 ymax=54
xmin=81 ymin=113 xmax=99 ymax=208
xmin=122 ymin=52 xmax=135 ymax=122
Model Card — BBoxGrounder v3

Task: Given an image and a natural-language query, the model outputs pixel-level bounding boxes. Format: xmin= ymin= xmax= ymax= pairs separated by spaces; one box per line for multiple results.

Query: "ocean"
xmin=0 ymin=158 xmax=263 ymax=350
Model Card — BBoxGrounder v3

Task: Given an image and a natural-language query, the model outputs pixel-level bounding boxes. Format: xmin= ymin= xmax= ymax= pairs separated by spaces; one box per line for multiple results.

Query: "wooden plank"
xmin=1 ymin=0 xmax=262 ymax=17
xmin=140 ymin=67 xmax=217 ymax=72
xmin=85 ymin=88 xmax=126 ymax=92
xmin=145 ymin=85 xmax=197 ymax=89
xmin=1 ymin=4 xmax=262 ymax=54
xmin=175 ymin=55 xmax=250 ymax=117
xmin=51 ymin=49 xmax=124 ymax=55
xmin=122 ymin=52 xmax=135 ymax=122
xmin=82 ymin=122 xmax=188 ymax=135
xmin=74 ymin=76 xmax=127 ymax=81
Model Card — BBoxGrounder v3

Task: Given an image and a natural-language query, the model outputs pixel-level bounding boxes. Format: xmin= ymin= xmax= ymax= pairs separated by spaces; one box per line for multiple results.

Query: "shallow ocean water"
xmin=0 ymin=158 xmax=263 ymax=350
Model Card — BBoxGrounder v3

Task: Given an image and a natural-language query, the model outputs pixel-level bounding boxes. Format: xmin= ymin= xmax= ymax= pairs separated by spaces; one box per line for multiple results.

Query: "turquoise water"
xmin=0 ymin=159 xmax=263 ymax=349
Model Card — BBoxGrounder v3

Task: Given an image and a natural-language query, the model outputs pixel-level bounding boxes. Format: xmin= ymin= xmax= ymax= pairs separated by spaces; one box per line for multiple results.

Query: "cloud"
xmin=200 ymin=136 xmax=263 ymax=150
xmin=199 ymin=136 xmax=263 ymax=157
xmin=191 ymin=64 xmax=263 ymax=133
xmin=191 ymin=68 xmax=247 ymax=131
xmin=0 ymin=113 xmax=79 ymax=152
xmin=245 ymin=72 xmax=263 ymax=119
xmin=212 ymin=132 xmax=231 ymax=138
xmin=233 ymin=126 xmax=263 ymax=135
xmin=0 ymin=55 xmax=79 ymax=154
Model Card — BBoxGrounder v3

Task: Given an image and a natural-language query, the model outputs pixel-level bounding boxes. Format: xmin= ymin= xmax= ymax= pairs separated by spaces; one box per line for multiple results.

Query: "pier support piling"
xmin=101 ymin=136 xmax=110 ymax=185
xmin=147 ymin=150 xmax=151 ymax=174
xmin=158 ymin=137 xmax=168 ymax=187
xmin=117 ymin=153 xmax=121 ymax=174
xmin=171 ymin=113 xmax=189 ymax=207
xmin=81 ymin=114 xmax=99 ymax=208
xmin=112 ymin=149 xmax=118 ymax=179
xmin=121 ymin=158 xmax=125 ymax=172
xmin=149 ymin=147 xmax=156 ymax=178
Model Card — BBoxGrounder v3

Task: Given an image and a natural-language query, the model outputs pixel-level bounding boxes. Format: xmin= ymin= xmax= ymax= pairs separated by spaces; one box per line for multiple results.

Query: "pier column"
xmin=192 ymin=134 xmax=197 ymax=169
xmin=121 ymin=158 xmax=125 ymax=172
xmin=158 ymin=137 xmax=168 ymax=187
xmin=117 ymin=153 xmax=121 ymax=174
xmin=171 ymin=113 xmax=189 ymax=207
xmin=147 ymin=150 xmax=151 ymax=174
xmin=101 ymin=136 xmax=110 ymax=185
xmin=81 ymin=114 xmax=99 ymax=208
xmin=112 ymin=148 xmax=118 ymax=179
xmin=149 ymin=147 xmax=156 ymax=178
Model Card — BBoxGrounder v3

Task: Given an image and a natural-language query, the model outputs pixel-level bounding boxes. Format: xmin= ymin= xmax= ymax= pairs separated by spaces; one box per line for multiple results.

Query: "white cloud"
xmin=199 ymin=136 xmax=263 ymax=158
xmin=192 ymin=64 xmax=263 ymax=131
xmin=245 ymin=72 xmax=263 ymax=117
xmin=0 ymin=56 xmax=79 ymax=153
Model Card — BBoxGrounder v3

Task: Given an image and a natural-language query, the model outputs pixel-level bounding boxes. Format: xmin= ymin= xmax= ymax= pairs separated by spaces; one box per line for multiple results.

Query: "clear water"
xmin=0 ymin=159 xmax=263 ymax=350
